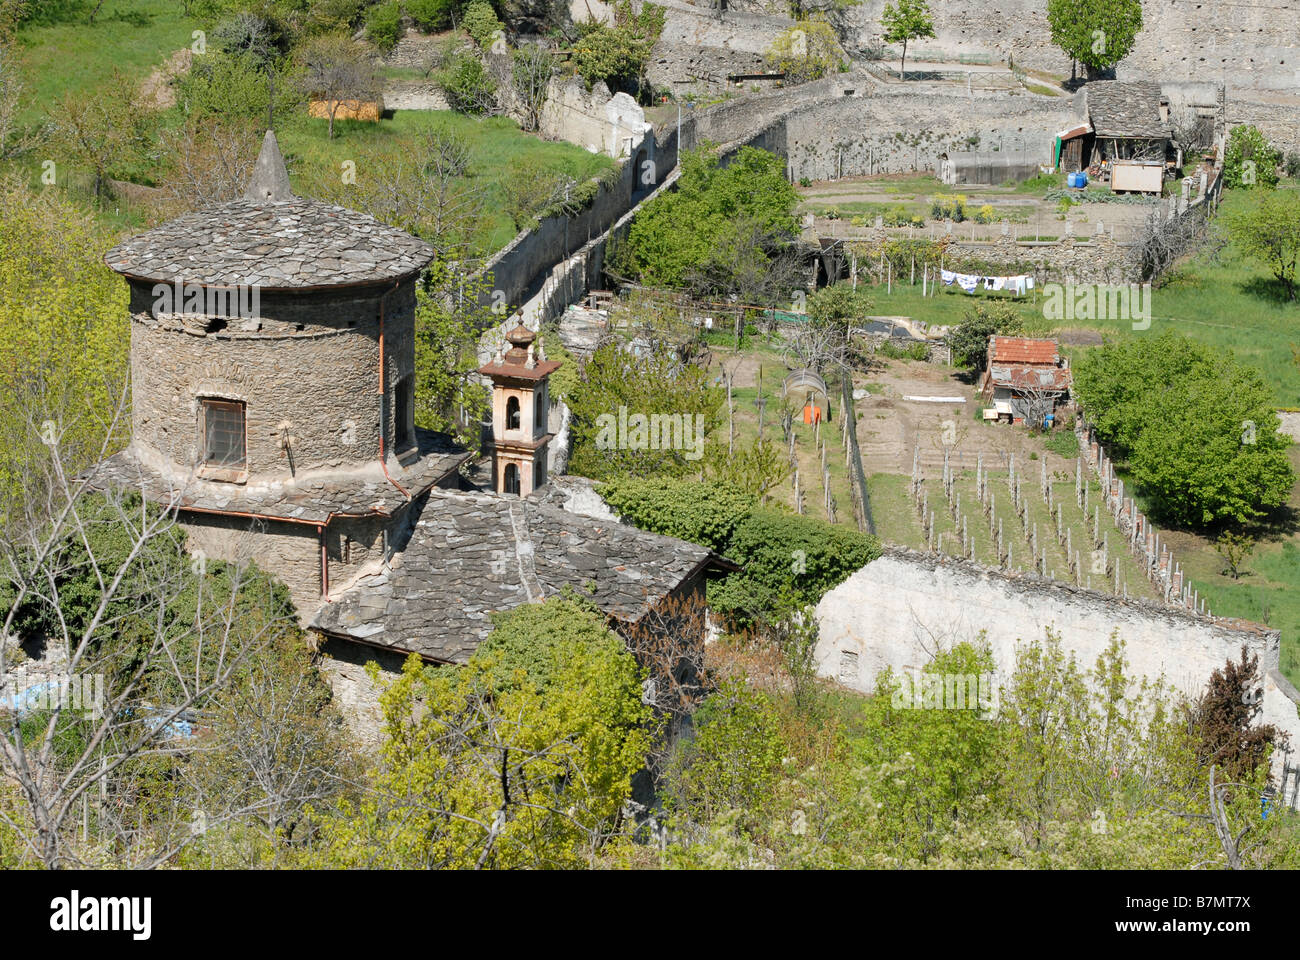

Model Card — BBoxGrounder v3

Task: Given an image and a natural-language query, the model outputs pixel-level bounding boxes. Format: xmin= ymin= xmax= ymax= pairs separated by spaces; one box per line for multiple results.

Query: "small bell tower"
xmin=478 ymin=320 xmax=561 ymax=496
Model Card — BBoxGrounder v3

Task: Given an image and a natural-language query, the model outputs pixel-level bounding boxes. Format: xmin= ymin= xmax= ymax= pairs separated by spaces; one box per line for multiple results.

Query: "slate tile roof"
xmin=87 ymin=429 xmax=469 ymax=525
xmin=104 ymin=198 xmax=435 ymax=290
xmin=309 ymin=488 xmax=723 ymax=663
xmin=1084 ymin=81 xmax=1171 ymax=140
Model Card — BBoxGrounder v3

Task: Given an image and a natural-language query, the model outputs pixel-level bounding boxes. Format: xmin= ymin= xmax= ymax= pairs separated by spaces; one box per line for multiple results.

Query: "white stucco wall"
xmin=815 ymin=549 xmax=1300 ymax=769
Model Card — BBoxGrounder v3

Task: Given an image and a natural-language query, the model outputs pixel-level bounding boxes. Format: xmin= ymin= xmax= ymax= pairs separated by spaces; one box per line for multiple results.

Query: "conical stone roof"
xmin=105 ymin=131 xmax=434 ymax=290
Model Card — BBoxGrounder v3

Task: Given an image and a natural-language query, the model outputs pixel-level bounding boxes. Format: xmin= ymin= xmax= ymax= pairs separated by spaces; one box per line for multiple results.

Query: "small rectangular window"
xmin=838 ymin=650 xmax=859 ymax=684
xmin=202 ymin=399 xmax=246 ymax=469
xmin=395 ymin=378 xmax=414 ymax=450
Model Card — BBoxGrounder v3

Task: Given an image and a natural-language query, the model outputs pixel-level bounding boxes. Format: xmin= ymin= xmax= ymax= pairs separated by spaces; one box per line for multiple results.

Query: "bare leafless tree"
xmin=1127 ymin=199 xmax=1223 ymax=283
xmin=622 ymin=591 xmax=712 ymax=770
xmin=298 ymin=34 xmax=380 ymax=139
xmin=155 ymin=116 xmax=261 ymax=216
xmin=0 ymin=392 xmax=297 ymax=868
xmin=306 ymin=128 xmax=487 ymax=263
xmin=509 ymin=43 xmax=556 ymax=133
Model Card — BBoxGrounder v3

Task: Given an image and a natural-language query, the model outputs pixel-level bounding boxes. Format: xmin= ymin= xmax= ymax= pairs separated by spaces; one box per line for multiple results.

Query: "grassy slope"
xmin=14 ymin=0 xmax=200 ymax=127
xmin=280 ymin=111 xmax=616 ymax=256
xmin=11 ymin=2 xmax=616 ymax=253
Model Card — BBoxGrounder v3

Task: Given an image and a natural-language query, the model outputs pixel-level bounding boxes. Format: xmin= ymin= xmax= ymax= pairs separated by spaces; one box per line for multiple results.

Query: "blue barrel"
xmin=1066 ymin=171 xmax=1079 ymax=188
xmin=1077 ymin=171 xmax=1088 ymax=188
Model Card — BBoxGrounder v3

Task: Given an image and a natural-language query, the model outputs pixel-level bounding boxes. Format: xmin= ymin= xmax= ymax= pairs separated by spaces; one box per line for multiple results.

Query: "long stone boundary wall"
xmin=474 ymin=127 xmax=677 ymax=313
xmin=814 ymin=547 xmax=1300 ymax=771
xmin=682 ymin=79 xmax=1076 ymax=183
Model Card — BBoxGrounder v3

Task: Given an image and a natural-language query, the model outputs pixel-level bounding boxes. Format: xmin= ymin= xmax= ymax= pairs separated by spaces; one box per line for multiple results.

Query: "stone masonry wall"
xmin=127 ymin=281 xmax=416 ymax=480
xmin=180 ymin=513 xmax=323 ymax=616
xmin=477 ymin=128 xmax=675 ymax=314
xmin=841 ymin=0 xmax=1299 ymax=91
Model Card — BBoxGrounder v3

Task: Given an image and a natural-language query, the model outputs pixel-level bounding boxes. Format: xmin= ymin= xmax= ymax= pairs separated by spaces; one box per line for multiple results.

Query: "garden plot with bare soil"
xmin=797 ymin=172 xmax=1155 ymax=243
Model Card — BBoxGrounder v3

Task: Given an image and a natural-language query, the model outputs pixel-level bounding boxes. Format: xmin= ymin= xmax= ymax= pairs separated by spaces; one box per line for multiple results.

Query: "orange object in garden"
xmin=803 ymin=405 xmax=822 ymax=424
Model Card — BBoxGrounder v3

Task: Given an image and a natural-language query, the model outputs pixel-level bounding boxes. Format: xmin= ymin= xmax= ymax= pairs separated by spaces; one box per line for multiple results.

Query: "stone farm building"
xmin=93 ymin=131 xmax=732 ymax=735
xmin=979 ymin=336 xmax=1072 ymax=426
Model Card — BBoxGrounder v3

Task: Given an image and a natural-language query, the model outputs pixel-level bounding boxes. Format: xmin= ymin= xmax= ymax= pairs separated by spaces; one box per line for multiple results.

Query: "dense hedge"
xmin=597 ymin=477 xmax=755 ymax=552
xmin=598 ymin=478 xmax=880 ymax=624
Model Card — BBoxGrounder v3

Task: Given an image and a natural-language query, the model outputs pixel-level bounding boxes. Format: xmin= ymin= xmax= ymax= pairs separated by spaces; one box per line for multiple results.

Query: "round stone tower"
xmin=98 ymin=131 xmax=468 ymax=614
xmin=105 ymin=131 xmax=433 ymax=484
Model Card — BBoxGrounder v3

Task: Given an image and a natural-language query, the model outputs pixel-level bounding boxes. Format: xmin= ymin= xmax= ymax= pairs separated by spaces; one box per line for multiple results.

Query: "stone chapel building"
xmin=93 ymin=132 xmax=730 ymax=732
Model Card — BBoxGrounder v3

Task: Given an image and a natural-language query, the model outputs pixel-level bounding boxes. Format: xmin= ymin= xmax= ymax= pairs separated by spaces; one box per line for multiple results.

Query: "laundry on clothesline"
xmin=937 ymin=268 xmax=1035 ymax=295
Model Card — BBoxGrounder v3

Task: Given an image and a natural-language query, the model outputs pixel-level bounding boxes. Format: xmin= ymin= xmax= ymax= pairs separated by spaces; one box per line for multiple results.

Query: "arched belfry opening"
xmin=478 ymin=318 xmax=562 ymax=497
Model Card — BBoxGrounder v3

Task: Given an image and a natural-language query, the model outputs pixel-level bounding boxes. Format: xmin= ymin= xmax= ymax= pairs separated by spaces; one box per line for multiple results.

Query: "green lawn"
xmin=279 ymin=111 xmax=617 ymax=256
xmin=14 ymin=0 xmax=201 ymax=127
xmin=10 ymin=1 xmax=618 ymax=255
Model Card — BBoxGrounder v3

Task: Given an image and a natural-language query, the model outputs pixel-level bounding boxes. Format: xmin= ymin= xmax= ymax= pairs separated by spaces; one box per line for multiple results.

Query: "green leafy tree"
xmin=1074 ymin=333 xmax=1294 ymax=527
xmin=571 ymin=0 xmax=665 ymax=96
xmin=0 ymin=178 xmax=128 ymax=500
xmin=944 ymin=301 xmax=1024 ymax=376
xmin=49 ymin=68 xmax=155 ymax=200
xmin=1223 ymin=124 xmax=1281 ymax=190
xmin=306 ymin=634 xmax=652 ymax=868
xmin=849 ymin=642 xmax=1003 ymax=862
xmin=663 ymin=678 xmax=785 ymax=833
xmin=880 ymin=0 xmax=936 ymax=81
xmin=611 ymin=145 xmax=799 ymax=290
xmin=1213 ymin=531 xmax=1255 ymax=580
xmin=565 ymin=339 xmax=723 ymax=481
xmin=462 ymin=0 xmax=504 ymax=49
xmin=435 ymin=47 xmax=499 ymax=115
xmin=364 ymin=0 xmax=403 ymax=52
xmin=473 ymin=590 xmax=622 ymax=692
xmin=765 ymin=19 xmax=841 ymax=84
xmin=1045 ymin=0 xmax=1143 ymax=80
xmin=1225 ymin=188 xmax=1300 ymax=300
xmin=413 ymin=264 xmax=493 ymax=450
xmin=407 ymin=0 xmax=461 ymax=32
xmin=1128 ymin=383 xmax=1293 ymax=527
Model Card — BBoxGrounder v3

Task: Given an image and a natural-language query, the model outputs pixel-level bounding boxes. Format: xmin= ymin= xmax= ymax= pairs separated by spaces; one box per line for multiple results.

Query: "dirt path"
xmin=139 ymin=49 xmax=192 ymax=111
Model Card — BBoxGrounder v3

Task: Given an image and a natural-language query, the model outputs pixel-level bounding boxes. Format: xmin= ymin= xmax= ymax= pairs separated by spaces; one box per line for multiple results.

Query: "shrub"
xmin=1223 ymin=124 xmax=1281 ymax=190
xmin=877 ymin=339 xmax=928 ymax=361
xmin=462 ymin=0 xmax=503 ymax=50
xmin=929 ymin=193 xmax=967 ymax=222
xmin=765 ymin=20 xmax=841 ymax=84
xmin=406 ymin=0 xmax=460 ymax=32
xmin=663 ymin=678 xmax=785 ymax=828
xmin=304 ymin=0 xmax=365 ymax=34
xmin=709 ymin=508 xmax=879 ymax=622
xmin=474 ymin=590 xmax=624 ymax=692
xmin=365 ymin=0 xmax=404 ymax=52
xmin=598 ymin=477 xmax=755 ymax=551
xmin=435 ymin=49 xmax=498 ymax=114
xmin=974 ymin=203 xmax=996 ymax=224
